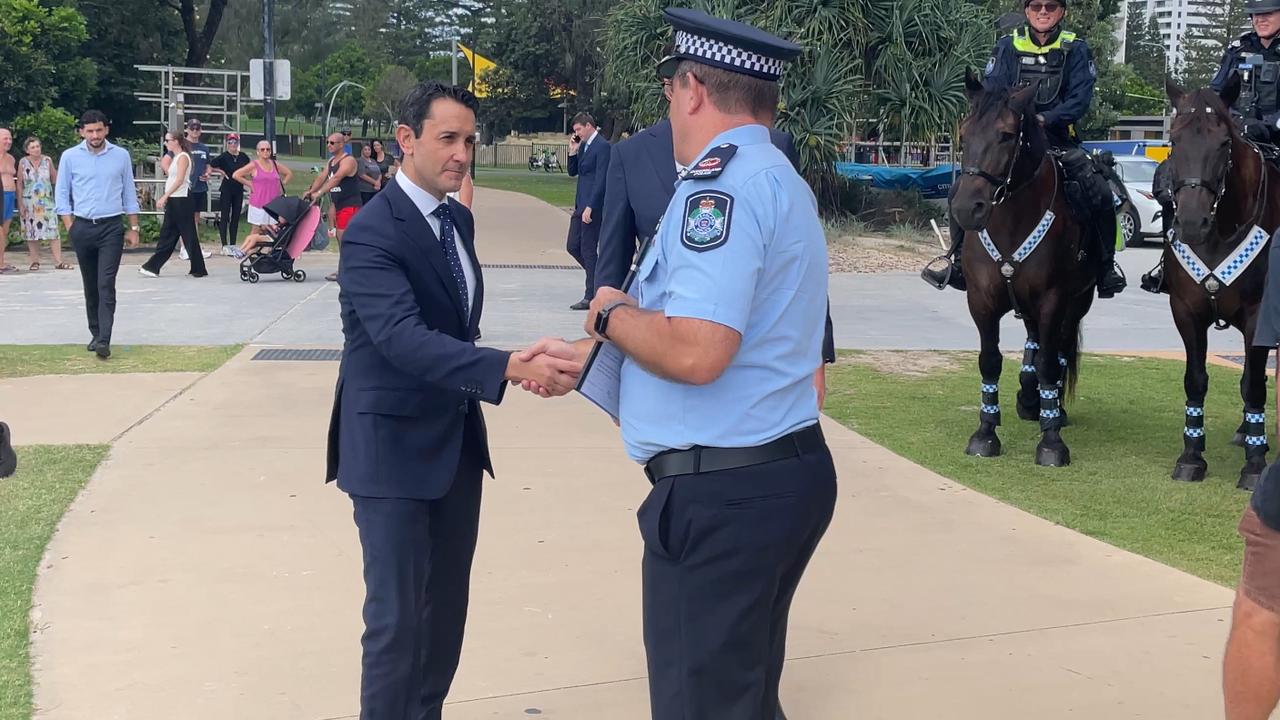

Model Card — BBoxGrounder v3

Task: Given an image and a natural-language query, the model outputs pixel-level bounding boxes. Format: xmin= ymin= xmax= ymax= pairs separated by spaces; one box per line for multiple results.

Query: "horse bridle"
xmin=1171 ymin=151 xmax=1234 ymax=218
xmin=960 ymin=124 xmax=1026 ymax=206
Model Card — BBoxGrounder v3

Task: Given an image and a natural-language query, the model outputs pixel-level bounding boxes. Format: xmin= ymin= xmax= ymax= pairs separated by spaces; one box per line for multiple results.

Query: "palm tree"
xmin=601 ymin=0 xmax=992 ymax=212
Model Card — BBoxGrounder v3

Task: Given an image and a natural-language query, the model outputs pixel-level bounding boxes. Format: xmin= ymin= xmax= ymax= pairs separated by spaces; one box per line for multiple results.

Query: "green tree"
xmin=12 ymin=106 xmax=79 ymax=155
xmin=173 ymin=0 xmax=231 ymax=69
xmin=294 ymin=43 xmax=383 ymax=129
xmin=602 ymin=0 xmax=992 ymax=211
xmin=365 ymin=65 xmax=418 ymax=134
xmin=78 ymin=0 xmax=185 ymax=136
xmin=1179 ymin=0 xmax=1246 ymax=90
xmin=0 ymin=0 xmax=94 ymax=120
xmin=1096 ymin=63 xmax=1164 ymax=117
xmin=1125 ymin=7 xmax=1167 ymax=88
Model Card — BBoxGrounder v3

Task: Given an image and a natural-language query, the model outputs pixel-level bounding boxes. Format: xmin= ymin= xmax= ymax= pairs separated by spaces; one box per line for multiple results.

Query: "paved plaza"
xmin=1 ymin=187 xmax=1257 ymax=718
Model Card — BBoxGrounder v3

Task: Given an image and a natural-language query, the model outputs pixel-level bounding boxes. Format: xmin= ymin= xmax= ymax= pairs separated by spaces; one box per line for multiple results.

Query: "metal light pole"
xmin=262 ymin=0 xmax=277 ymax=151
xmin=324 ymin=80 xmax=367 ymax=142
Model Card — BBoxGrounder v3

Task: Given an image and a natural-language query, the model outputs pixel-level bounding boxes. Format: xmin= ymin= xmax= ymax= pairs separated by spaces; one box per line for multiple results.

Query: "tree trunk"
xmin=174 ymin=0 xmax=229 ymax=81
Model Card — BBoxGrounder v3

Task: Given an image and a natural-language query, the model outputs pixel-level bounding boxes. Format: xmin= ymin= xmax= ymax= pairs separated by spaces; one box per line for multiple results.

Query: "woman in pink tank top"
xmin=233 ymin=140 xmax=294 ymax=232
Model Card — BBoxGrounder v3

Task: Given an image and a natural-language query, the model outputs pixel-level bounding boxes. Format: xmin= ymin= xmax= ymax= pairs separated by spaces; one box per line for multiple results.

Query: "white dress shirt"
xmin=396 ymin=171 xmax=477 ymax=314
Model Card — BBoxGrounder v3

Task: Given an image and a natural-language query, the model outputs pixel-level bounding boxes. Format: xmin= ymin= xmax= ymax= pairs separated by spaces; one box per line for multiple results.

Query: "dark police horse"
xmin=952 ymin=73 xmax=1098 ymax=466
xmin=1163 ymin=75 xmax=1277 ymax=490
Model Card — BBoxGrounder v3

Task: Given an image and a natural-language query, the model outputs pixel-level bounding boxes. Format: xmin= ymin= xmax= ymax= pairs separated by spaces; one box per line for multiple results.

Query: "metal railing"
xmin=475 ymin=143 xmax=570 ymax=170
xmin=842 ymin=141 xmax=953 ymax=167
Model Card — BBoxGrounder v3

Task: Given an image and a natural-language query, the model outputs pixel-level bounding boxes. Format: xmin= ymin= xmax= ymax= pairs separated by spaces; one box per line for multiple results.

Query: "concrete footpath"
xmin=26 ymin=346 xmax=1241 ymax=719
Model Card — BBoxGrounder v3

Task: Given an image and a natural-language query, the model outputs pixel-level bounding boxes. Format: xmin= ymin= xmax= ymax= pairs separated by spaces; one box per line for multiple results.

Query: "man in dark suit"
xmin=597 ymin=117 xmax=837 ymax=404
xmin=325 ymin=82 xmax=581 ymax=720
xmin=566 ymin=111 xmax=612 ymax=310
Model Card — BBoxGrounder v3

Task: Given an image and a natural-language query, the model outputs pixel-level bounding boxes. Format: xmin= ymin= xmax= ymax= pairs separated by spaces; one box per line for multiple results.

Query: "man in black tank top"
xmin=303 ymin=132 xmax=362 ymax=280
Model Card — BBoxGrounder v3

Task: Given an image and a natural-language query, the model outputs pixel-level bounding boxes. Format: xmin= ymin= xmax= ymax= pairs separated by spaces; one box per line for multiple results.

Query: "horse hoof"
xmin=1233 ymin=432 xmax=1247 ymax=448
xmin=965 ymin=434 xmax=1002 ymax=458
xmin=1035 ymin=443 xmax=1071 ymax=467
xmin=1172 ymin=462 xmax=1207 ymax=483
xmin=1239 ymin=470 xmax=1263 ymax=492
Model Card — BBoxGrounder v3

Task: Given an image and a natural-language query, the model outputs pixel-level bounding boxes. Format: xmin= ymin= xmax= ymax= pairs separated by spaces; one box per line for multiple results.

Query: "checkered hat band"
xmin=674 ymin=30 xmax=786 ymax=78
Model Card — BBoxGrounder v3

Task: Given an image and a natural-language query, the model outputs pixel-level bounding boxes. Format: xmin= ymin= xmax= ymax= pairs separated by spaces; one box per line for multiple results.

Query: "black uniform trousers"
xmin=566 ymin=210 xmax=599 ymax=301
xmin=70 ymin=217 xmax=125 ymax=345
xmin=142 ymin=196 xmax=207 ymax=277
xmin=639 ymin=432 xmax=838 ymax=720
xmin=349 ymin=431 xmax=484 ymax=720
xmin=218 ymin=186 xmax=244 ymax=247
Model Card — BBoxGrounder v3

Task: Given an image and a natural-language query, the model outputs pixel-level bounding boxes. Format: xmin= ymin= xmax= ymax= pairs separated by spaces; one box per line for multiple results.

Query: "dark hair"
xmin=571 ymin=112 xmax=596 ymax=127
xmin=164 ymin=128 xmax=192 ymax=154
xmin=80 ymin=109 xmax=109 ymax=128
xmin=672 ymin=61 xmax=779 ymax=122
xmin=397 ymin=82 xmax=480 ymax=138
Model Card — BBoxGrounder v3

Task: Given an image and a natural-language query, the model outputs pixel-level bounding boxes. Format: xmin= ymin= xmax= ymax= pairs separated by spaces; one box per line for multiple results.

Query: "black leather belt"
xmin=644 ymin=424 xmax=825 ymax=483
xmin=74 ymin=215 xmax=121 ymax=225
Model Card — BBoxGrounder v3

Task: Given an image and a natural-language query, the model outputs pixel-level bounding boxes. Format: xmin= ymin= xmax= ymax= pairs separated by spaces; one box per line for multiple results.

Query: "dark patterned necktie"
xmin=431 ymin=202 xmax=470 ymax=321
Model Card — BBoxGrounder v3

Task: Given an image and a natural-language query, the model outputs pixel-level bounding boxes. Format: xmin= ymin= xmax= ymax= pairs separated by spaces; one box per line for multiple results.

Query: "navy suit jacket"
xmin=325 ymin=179 xmax=510 ymax=500
xmin=596 ymin=118 xmax=836 ymax=363
xmin=567 ymin=133 xmax=611 ymax=213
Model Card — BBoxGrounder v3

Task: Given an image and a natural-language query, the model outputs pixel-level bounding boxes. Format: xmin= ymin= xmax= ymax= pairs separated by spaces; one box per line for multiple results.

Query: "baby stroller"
xmin=239 ymin=196 xmax=320 ymax=283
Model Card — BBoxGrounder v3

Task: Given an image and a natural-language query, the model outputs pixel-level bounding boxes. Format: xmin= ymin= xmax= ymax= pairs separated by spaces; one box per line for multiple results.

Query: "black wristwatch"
xmin=594 ymin=300 xmax=630 ymax=340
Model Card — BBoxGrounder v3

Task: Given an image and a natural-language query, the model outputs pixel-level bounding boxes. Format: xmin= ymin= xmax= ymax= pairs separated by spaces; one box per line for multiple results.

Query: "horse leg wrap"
xmin=1039 ymin=385 xmax=1064 ymax=432
xmin=981 ymin=380 xmax=1001 ymax=426
xmin=1245 ymin=407 xmax=1270 ymax=456
xmin=1021 ymin=340 xmax=1039 ymax=378
xmin=1184 ymin=403 xmax=1206 ymax=453
xmin=1057 ymin=353 xmax=1067 ymax=390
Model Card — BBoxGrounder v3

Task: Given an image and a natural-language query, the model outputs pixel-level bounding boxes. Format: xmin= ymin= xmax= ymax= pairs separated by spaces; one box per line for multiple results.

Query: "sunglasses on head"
xmin=1027 ymin=2 xmax=1061 ymax=12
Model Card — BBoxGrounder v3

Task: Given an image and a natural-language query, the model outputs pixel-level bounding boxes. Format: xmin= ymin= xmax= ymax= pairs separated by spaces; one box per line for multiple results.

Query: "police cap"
xmin=1247 ymin=0 xmax=1280 ymax=14
xmin=656 ymin=8 xmax=801 ymax=82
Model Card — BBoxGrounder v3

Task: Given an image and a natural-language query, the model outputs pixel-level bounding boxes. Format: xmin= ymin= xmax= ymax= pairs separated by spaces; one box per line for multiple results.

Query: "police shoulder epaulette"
xmin=683 ymin=143 xmax=738 ymax=180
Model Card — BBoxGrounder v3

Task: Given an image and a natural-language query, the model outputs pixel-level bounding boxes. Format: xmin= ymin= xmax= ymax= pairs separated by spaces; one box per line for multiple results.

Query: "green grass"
xmin=472 ymin=167 xmax=577 ymax=208
xmin=823 ymin=352 xmax=1268 ymax=586
xmin=0 ymin=444 xmax=110 ymax=720
xmin=0 ymin=345 xmax=243 ymax=379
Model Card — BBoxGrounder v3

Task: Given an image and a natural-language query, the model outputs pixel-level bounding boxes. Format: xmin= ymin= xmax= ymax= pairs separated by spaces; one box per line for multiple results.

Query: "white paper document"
xmin=575 ymin=341 xmax=625 ymax=422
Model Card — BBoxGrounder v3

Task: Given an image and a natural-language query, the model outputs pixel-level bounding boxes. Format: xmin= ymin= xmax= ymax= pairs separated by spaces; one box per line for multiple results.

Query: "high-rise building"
xmin=1115 ymin=0 xmax=1212 ymax=67
xmin=1116 ymin=0 xmax=1252 ymax=67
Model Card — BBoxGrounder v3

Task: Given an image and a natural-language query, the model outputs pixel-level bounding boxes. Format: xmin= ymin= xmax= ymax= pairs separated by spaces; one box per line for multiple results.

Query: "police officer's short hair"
xmin=672 ymin=60 xmax=779 ymax=121
xmin=571 ymin=112 xmax=596 ymax=127
xmin=397 ymin=82 xmax=480 ymax=138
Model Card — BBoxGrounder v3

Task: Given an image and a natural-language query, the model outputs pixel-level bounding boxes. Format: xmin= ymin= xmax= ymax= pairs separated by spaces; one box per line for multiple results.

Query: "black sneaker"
xmin=569 ymin=299 xmax=590 ymax=311
xmin=1098 ymin=265 xmax=1127 ymax=299
xmin=86 ymin=339 xmax=97 ymax=352
xmin=95 ymin=343 xmax=111 ymax=360
xmin=0 ymin=422 xmax=16 ymax=478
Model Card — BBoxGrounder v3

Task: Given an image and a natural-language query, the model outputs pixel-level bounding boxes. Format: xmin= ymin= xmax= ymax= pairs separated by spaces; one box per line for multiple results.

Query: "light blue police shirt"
xmin=619 ymin=123 xmax=828 ymax=463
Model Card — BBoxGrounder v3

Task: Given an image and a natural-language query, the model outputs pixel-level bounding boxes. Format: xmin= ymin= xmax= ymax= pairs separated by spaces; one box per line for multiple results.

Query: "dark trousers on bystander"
xmin=218 ymin=187 xmax=244 ymax=247
xmin=143 ymin=196 xmax=207 ymax=276
xmin=71 ymin=218 xmax=125 ymax=345
xmin=566 ymin=211 xmax=599 ymax=301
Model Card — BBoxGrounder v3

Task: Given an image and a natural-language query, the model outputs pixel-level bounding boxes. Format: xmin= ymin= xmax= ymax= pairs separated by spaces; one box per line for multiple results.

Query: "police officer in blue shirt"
xmin=519 ymin=9 xmax=835 ymax=719
xmin=1213 ymin=0 xmax=1280 ymax=145
xmin=923 ymin=0 xmax=1126 ymax=298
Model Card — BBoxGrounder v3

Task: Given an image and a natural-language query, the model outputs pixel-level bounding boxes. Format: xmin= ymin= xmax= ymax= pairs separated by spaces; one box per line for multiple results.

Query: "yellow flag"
xmin=457 ymin=42 xmax=496 ymax=98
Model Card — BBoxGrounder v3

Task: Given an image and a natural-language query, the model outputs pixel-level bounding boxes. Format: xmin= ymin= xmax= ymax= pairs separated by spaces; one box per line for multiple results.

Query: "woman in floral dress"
xmin=17 ymin=137 xmax=70 ymax=271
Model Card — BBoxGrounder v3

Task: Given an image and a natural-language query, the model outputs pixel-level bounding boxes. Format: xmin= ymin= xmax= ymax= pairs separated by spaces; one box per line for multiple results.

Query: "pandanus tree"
xmin=601 ymin=0 xmax=993 ymax=212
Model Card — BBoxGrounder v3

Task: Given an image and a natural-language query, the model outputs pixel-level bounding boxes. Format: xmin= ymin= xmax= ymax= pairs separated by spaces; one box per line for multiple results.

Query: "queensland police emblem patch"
xmin=683 ymin=191 xmax=733 ymax=252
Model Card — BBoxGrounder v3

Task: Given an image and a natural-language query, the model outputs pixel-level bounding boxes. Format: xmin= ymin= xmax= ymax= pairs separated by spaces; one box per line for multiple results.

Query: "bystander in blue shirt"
xmin=55 ymin=140 xmax=141 ymax=219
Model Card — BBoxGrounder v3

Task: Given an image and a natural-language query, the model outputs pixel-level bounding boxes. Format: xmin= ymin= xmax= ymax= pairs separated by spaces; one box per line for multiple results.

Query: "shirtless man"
xmin=0 ymin=129 xmax=16 ymax=273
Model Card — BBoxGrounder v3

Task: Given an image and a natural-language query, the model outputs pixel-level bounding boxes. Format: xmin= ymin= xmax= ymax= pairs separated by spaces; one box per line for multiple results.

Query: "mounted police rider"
xmin=923 ymin=0 xmax=1127 ymax=298
xmin=1142 ymin=0 xmax=1280 ymax=294
xmin=1215 ymin=0 xmax=1280 ymax=147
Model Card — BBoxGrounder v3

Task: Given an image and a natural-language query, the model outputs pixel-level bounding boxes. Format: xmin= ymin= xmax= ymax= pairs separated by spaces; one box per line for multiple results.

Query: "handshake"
xmin=502 ymin=287 xmax=636 ymax=398
xmin=504 ymin=337 xmax=588 ymax=398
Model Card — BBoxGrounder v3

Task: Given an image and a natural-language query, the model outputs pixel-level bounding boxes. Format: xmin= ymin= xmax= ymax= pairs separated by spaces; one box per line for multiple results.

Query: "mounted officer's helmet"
xmin=1247 ymin=0 xmax=1280 ymax=14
